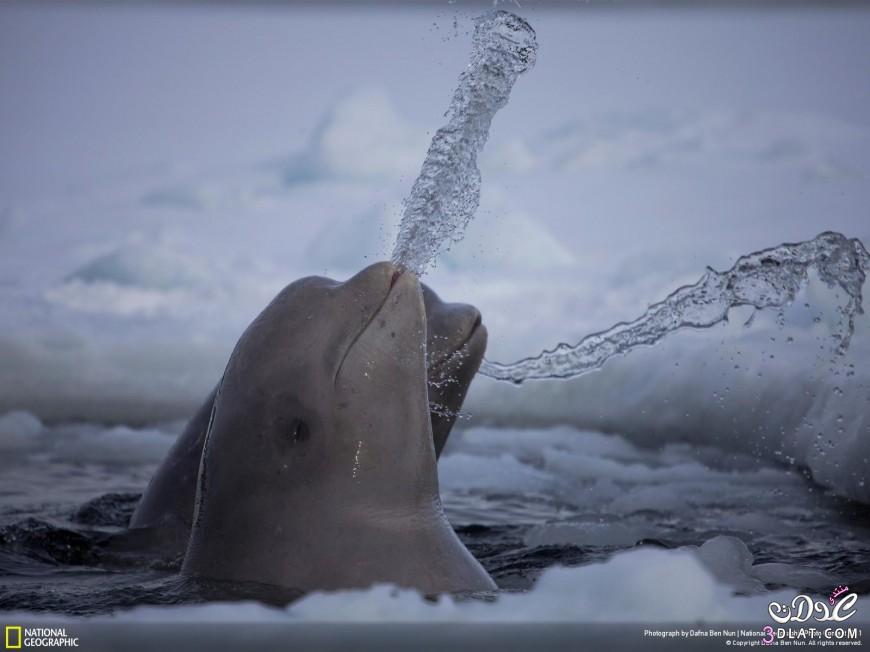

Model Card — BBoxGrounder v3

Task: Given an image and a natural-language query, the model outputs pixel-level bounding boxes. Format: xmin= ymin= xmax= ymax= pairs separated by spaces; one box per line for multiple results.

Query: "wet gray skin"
xmin=181 ymin=262 xmax=495 ymax=593
xmin=130 ymin=270 xmax=487 ymax=557
xmin=423 ymin=284 xmax=486 ymax=456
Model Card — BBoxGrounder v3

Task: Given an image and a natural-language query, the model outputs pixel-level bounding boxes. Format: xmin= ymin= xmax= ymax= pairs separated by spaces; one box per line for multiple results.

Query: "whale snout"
xmin=465 ymin=314 xmax=486 ymax=352
xmin=465 ymin=307 xmax=483 ymax=342
xmin=348 ymin=261 xmax=420 ymax=299
xmin=433 ymin=312 xmax=487 ymax=373
xmin=422 ymin=285 xmax=487 ymax=371
xmin=448 ymin=303 xmax=485 ymax=355
xmin=334 ymin=261 xmax=425 ymax=384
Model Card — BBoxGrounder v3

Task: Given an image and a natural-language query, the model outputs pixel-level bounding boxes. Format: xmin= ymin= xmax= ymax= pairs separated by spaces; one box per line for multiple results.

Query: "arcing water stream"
xmin=480 ymin=232 xmax=869 ymax=383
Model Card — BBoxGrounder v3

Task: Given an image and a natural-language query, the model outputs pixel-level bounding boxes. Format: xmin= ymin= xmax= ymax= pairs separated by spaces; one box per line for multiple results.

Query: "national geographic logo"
xmin=4 ymin=627 xmax=79 ymax=648
xmin=3 ymin=627 xmax=19 ymax=650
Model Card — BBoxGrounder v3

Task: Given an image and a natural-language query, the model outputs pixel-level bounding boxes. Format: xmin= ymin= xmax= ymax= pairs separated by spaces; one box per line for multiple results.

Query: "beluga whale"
xmin=181 ymin=262 xmax=496 ymax=594
xmin=130 ymin=282 xmax=487 ymax=555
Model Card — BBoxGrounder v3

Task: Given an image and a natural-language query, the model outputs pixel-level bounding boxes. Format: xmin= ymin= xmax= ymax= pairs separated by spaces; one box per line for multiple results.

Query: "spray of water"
xmin=480 ymin=232 xmax=869 ymax=384
xmin=387 ymin=13 xmax=867 ymax=386
xmin=391 ymin=10 xmax=537 ymax=276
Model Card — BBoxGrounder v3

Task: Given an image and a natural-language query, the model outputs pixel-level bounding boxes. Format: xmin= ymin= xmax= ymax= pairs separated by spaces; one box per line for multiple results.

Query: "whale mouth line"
xmin=429 ymin=316 xmax=484 ymax=374
xmin=333 ymin=270 xmax=404 ymax=385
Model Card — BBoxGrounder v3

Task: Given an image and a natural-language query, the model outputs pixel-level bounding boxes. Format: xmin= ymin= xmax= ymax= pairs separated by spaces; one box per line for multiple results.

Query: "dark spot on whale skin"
xmin=378 ymin=319 xmax=386 ymax=329
xmin=338 ymin=401 xmax=349 ymax=409
xmin=287 ymin=418 xmax=310 ymax=444
xmin=390 ymin=332 xmax=396 ymax=339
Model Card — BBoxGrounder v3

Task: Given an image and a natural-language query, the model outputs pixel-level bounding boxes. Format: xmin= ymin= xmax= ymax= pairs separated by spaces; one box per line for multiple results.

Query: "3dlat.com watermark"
xmin=642 ymin=586 xmax=863 ymax=647
xmin=4 ymin=627 xmax=79 ymax=648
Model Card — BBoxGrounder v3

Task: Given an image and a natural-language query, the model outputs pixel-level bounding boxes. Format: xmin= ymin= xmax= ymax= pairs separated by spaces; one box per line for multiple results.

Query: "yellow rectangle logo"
xmin=4 ymin=626 xmax=22 ymax=650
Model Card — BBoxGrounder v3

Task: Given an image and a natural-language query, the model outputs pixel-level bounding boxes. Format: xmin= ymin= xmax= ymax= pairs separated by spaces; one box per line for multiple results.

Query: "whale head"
xmin=183 ymin=261 xmax=496 ymax=593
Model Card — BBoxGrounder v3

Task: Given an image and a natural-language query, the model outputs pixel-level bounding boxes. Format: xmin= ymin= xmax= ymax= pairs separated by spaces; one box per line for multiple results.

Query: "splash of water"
xmin=480 ymin=232 xmax=869 ymax=384
xmin=391 ymin=10 xmax=537 ymax=276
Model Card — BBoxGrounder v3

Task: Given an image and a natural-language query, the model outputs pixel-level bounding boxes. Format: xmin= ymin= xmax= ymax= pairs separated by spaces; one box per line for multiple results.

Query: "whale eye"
xmin=287 ymin=418 xmax=310 ymax=444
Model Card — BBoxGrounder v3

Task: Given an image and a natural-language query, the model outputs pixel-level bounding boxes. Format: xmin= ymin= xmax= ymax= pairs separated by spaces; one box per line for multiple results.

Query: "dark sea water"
xmin=2 ymin=424 xmax=869 ymax=617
